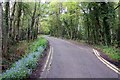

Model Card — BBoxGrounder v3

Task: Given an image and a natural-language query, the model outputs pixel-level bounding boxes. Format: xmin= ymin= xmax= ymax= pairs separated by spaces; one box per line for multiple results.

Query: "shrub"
xmin=37 ymin=46 xmax=44 ymax=52
xmin=28 ymin=37 xmax=47 ymax=53
xmin=2 ymin=66 xmax=32 ymax=80
xmin=95 ymin=45 xmax=120 ymax=61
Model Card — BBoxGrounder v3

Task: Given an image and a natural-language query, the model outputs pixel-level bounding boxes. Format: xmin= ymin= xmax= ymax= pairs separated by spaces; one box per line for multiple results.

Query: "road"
xmin=42 ymin=36 xmax=119 ymax=78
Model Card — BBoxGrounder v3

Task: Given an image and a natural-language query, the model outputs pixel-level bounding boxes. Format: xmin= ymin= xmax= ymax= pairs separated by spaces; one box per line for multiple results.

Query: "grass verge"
xmin=95 ymin=45 xmax=120 ymax=61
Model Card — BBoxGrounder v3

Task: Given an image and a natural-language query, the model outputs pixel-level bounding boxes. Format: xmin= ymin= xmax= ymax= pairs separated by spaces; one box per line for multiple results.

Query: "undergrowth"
xmin=1 ymin=37 xmax=48 ymax=80
xmin=95 ymin=45 xmax=120 ymax=61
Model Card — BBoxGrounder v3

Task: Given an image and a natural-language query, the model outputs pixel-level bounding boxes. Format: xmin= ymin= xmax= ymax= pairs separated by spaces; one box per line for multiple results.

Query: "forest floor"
xmin=2 ymin=40 xmax=36 ymax=72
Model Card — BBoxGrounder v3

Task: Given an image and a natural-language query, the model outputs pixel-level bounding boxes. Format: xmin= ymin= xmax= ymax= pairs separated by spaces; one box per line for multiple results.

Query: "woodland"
xmin=0 ymin=1 xmax=120 ymax=76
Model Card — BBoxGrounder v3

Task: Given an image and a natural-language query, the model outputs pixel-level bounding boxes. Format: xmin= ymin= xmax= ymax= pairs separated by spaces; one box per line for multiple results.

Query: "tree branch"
xmin=114 ymin=4 xmax=120 ymax=10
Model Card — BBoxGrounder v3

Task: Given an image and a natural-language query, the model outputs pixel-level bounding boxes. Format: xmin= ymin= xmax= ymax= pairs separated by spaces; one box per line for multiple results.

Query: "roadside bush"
xmin=102 ymin=46 xmax=120 ymax=61
xmin=1 ymin=37 xmax=48 ymax=80
xmin=29 ymin=37 xmax=47 ymax=53
xmin=37 ymin=46 xmax=44 ymax=52
xmin=2 ymin=66 xmax=31 ymax=80
xmin=95 ymin=45 xmax=120 ymax=61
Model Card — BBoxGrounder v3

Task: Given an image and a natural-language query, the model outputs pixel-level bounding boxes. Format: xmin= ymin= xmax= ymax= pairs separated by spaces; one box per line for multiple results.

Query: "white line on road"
xmin=40 ymin=46 xmax=54 ymax=78
xmin=93 ymin=49 xmax=120 ymax=75
xmin=42 ymin=46 xmax=52 ymax=72
xmin=47 ymin=47 xmax=53 ymax=71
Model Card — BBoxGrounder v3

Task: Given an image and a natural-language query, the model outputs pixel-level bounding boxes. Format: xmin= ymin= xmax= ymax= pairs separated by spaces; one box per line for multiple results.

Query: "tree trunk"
xmin=117 ymin=1 xmax=120 ymax=47
xmin=102 ymin=2 xmax=111 ymax=46
xmin=0 ymin=3 xmax=2 ymax=72
xmin=30 ymin=2 xmax=37 ymax=40
xmin=16 ymin=2 xmax=22 ymax=42
xmin=10 ymin=2 xmax=16 ymax=43
xmin=3 ymin=1 xmax=9 ymax=55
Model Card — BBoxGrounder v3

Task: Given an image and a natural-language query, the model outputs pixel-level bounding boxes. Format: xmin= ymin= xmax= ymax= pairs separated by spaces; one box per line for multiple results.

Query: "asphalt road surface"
xmin=43 ymin=36 xmax=119 ymax=78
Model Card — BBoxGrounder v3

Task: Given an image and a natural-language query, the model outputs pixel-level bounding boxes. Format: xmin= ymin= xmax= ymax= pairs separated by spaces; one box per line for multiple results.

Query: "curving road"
xmin=42 ymin=36 xmax=119 ymax=78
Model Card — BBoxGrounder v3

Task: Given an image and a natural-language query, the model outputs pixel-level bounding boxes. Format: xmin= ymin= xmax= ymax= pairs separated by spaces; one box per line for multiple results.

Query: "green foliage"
xmin=40 ymin=21 xmax=50 ymax=34
xmin=102 ymin=46 xmax=120 ymax=61
xmin=27 ymin=37 xmax=47 ymax=53
xmin=1 ymin=37 xmax=48 ymax=80
xmin=40 ymin=2 xmax=120 ymax=61
xmin=96 ymin=46 xmax=120 ymax=61
xmin=2 ymin=66 xmax=31 ymax=80
xmin=41 ymin=2 xmax=118 ymax=46
xmin=2 ymin=2 xmax=120 ymax=79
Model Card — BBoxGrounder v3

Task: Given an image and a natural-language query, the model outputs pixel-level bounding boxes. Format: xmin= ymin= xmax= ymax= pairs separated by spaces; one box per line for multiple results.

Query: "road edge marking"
xmin=40 ymin=46 xmax=53 ymax=78
xmin=93 ymin=49 xmax=120 ymax=75
xmin=47 ymin=47 xmax=53 ymax=71
xmin=42 ymin=46 xmax=52 ymax=72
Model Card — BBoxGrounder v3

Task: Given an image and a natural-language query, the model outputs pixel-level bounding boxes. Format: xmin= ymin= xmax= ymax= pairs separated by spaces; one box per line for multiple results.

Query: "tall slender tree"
xmin=3 ymin=1 xmax=10 ymax=55
xmin=0 ymin=3 xmax=2 ymax=73
xmin=117 ymin=1 xmax=120 ymax=47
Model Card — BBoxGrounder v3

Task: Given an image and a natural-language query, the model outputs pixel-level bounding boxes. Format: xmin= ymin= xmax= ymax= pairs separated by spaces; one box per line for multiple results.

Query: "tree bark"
xmin=10 ymin=2 xmax=16 ymax=43
xmin=16 ymin=2 xmax=22 ymax=42
xmin=30 ymin=2 xmax=37 ymax=40
xmin=0 ymin=3 xmax=2 ymax=73
xmin=3 ymin=1 xmax=9 ymax=55
xmin=117 ymin=1 xmax=120 ymax=47
xmin=102 ymin=2 xmax=111 ymax=46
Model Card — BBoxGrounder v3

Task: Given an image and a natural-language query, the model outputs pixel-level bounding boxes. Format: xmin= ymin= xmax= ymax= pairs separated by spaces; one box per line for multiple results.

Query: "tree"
xmin=16 ymin=2 xmax=22 ymax=42
xmin=3 ymin=1 xmax=10 ymax=55
xmin=0 ymin=3 xmax=2 ymax=69
xmin=9 ymin=2 xmax=16 ymax=43
xmin=117 ymin=1 xmax=120 ymax=47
